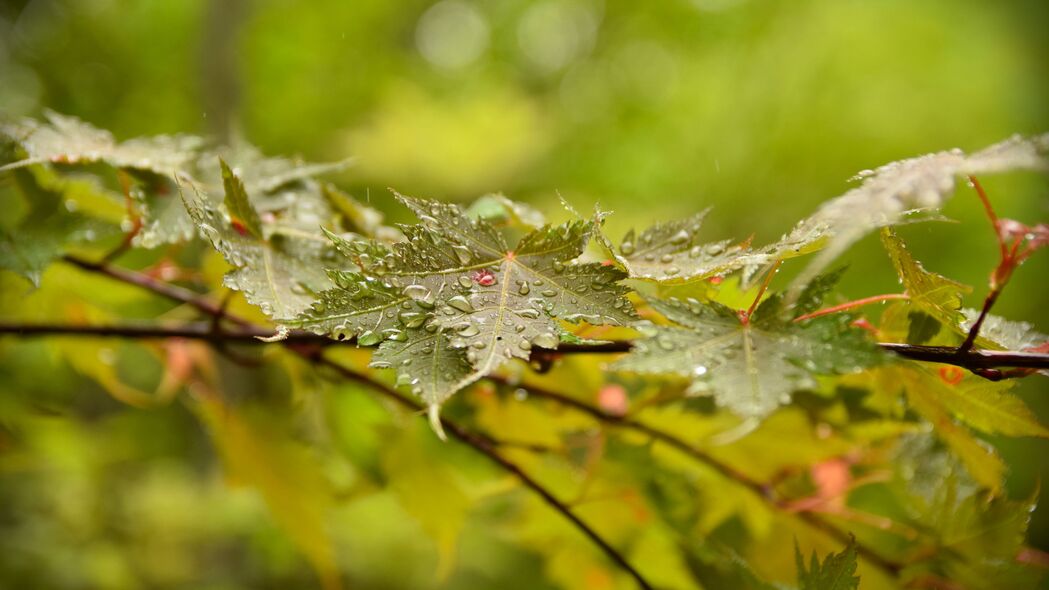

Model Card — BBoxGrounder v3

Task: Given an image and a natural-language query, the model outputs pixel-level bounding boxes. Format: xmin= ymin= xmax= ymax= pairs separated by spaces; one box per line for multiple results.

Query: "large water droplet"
xmin=532 ymin=333 xmax=559 ymax=349
xmin=457 ymin=323 xmax=480 ymax=337
xmin=620 ymin=241 xmax=635 ymax=256
xmin=398 ymin=311 xmax=426 ymax=328
xmin=447 ymin=295 xmax=474 ymax=313
xmin=670 ymin=229 xmax=690 ymax=245
xmin=358 ymin=330 xmax=381 ymax=346
xmin=403 ymin=284 xmax=431 ymax=300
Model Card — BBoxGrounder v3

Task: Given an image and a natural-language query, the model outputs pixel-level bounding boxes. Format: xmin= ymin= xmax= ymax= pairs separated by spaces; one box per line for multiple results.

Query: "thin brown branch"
xmin=5 ymin=319 xmax=1048 ymax=374
xmin=62 ymin=254 xmax=253 ymax=328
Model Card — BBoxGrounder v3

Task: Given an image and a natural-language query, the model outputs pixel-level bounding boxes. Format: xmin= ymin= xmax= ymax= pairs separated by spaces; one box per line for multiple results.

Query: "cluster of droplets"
xmin=617 ymin=214 xmax=746 ymax=281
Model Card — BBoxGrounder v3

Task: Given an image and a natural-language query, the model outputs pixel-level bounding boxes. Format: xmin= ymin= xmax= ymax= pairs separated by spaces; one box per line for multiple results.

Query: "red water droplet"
xmin=231 ymin=219 xmax=249 ymax=237
xmin=472 ymin=269 xmax=496 ymax=286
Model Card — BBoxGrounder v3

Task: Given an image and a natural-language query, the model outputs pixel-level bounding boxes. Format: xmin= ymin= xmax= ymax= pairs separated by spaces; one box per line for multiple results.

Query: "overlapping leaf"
xmin=961 ymin=308 xmax=1048 ymax=352
xmin=787 ymin=133 xmax=1049 ymax=291
xmin=614 ymin=284 xmax=882 ymax=420
xmin=601 ymin=209 xmax=824 ymax=285
xmin=0 ymin=168 xmax=113 ymax=286
xmin=1 ymin=110 xmax=206 ymax=175
xmin=881 ymin=228 xmax=972 ymax=329
xmin=890 ymin=434 xmax=1041 ymax=587
xmin=795 ymin=539 xmax=859 ymax=590
xmin=288 ymin=194 xmax=636 ymax=414
xmin=2 ymin=112 xmax=351 ymax=247
xmin=180 ymin=165 xmax=343 ymax=320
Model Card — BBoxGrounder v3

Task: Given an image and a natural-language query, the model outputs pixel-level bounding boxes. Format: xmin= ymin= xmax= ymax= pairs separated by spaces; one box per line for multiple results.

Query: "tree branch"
xmin=5 ymin=318 xmax=1048 ymax=374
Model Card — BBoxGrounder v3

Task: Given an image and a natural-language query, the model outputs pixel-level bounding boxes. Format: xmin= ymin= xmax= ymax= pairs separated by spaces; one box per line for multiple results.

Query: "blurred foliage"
xmin=1 ymin=0 xmax=1048 ymax=588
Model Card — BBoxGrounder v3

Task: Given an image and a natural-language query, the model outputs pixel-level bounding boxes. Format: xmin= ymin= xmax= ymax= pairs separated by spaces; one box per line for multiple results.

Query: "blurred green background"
xmin=1 ymin=0 xmax=1047 ymax=588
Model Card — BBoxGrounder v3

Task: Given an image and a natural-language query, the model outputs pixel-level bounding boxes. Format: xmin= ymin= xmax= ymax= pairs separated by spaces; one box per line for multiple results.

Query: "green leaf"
xmin=891 ymin=433 xmax=1041 ymax=588
xmin=881 ymin=228 xmax=971 ymax=329
xmin=289 ymin=193 xmax=636 ymax=413
xmin=614 ymin=295 xmax=882 ymax=420
xmin=788 ymin=133 xmax=1049 ymax=291
xmin=601 ymin=209 xmax=823 ymax=285
xmin=180 ymin=173 xmax=338 ymax=320
xmin=2 ymin=112 xmax=354 ymax=248
xmin=220 ymin=158 xmax=264 ymax=240
xmin=898 ymin=367 xmax=1006 ymax=492
xmin=911 ymin=366 xmax=1049 ymax=438
xmin=1 ymin=110 xmax=206 ymax=176
xmin=0 ymin=168 xmax=111 ymax=286
xmin=196 ymin=395 xmax=342 ymax=590
xmin=961 ymin=308 xmax=1048 ymax=351
xmin=465 ymin=193 xmax=547 ymax=229
xmin=795 ymin=538 xmax=859 ymax=590
xmin=379 ymin=423 xmax=471 ymax=579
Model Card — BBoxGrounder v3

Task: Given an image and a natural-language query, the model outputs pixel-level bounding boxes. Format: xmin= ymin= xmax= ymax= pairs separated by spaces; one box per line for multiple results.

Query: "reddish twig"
xmin=794 ymin=293 xmax=909 ymax=322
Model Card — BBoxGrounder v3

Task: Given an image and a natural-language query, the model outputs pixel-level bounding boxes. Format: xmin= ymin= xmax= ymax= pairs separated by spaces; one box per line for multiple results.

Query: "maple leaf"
xmin=614 ymin=286 xmax=882 ymax=420
xmin=1 ymin=110 xmax=206 ymax=176
xmin=891 ymin=433 xmax=1041 ymax=586
xmin=180 ymin=165 xmax=344 ymax=320
xmin=600 ymin=209 xmax=823 ymax=285
xmin=787 ymin=133 xmax=1049 ymax=292
xmin=288 ymin=193 xmax=636 ymax=419
xmin=961 ymin=308 xmax=1048 ymax=352
xmin=0 ymin=168 xmax=113 ymax=286
xmin=1 ymin=112 xmax=351 ymax=248
xmin=880 ymin=228 xmax=972 ymax=329
xmin=795 ymin=538 xmax=859 ymax=590
xmin=896 ymin=367 xmax=1006 ymax=492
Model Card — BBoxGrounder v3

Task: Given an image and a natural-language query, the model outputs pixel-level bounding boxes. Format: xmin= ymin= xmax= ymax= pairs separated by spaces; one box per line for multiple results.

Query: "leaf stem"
xmin=793 ymin=293 xmax=909 ymax=322
xmin=741 ymin=259 xmax=782 ymax=324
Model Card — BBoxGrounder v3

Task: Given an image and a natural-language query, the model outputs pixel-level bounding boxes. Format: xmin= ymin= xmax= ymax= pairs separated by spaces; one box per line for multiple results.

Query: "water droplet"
xmin=452 ymin=245 xmax=473 ymax=264
xmin=398 ymin=311 xmax=426 ymax=328
xmin=670 ymin=229 xmax=690 ymax=245
xmin=446 ymin=295 xmax=474 ymax=313
xmin=382 ymin=329 xmax=407 ymax=342
xmin=552 ymin=261 xmax=565 ymax=273
xmin=532 ymin=333 xmax=559 ymax=349
xmin=458 ymin=275 xmax=473 ymax=289
xmin=620 ymin=241 xmax=635 ymax=255
xmin=518 ymin=281 xmax=531 ymax=295
xmin=358 ymin=330 xmax=381 ymax=346
xmin=660 ymin=254 xmax=674 ymax=263
xmin=457 ymin=323 xmax=480 ymax=337
xmin=403 ymin=284 xmax=432 ymax=300
xmin=693 ymin=365 xmax=708 ymax=377
xmin=705 ymin=243 xmax=725 ymax=256
xmin=541 ymin=289 xmax=557 ymax=298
